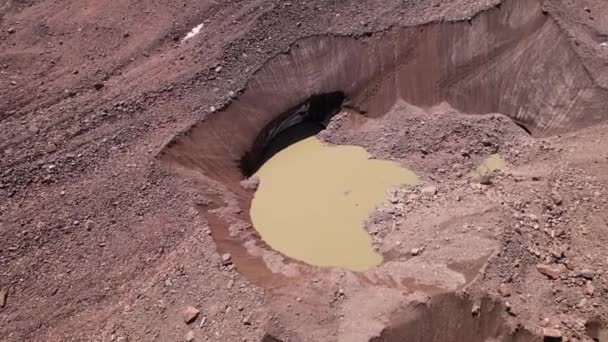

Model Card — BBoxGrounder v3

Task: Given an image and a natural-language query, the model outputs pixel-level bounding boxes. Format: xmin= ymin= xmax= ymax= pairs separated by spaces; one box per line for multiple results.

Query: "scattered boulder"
xmin=183 ymin=306 xmax=200 ymax=324
xmin=7 ymin=27 xmax=16 ymax=34
xmin=542 ymin=327 xmax=562 ymax=342
xmin=536 ymin=264 xmax=563 ymax=279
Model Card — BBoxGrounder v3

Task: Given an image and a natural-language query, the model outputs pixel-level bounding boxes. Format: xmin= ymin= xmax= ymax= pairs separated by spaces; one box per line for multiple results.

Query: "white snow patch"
xmin=183 ymin=23 xmax=204 ymax=42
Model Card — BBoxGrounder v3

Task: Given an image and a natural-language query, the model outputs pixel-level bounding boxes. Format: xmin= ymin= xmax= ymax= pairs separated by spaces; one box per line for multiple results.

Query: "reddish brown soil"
xmin=2 ymin=0 xmax=608 ymax=341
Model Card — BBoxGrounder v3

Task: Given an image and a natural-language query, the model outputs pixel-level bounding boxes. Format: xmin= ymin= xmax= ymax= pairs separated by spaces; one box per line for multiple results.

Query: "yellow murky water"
xmin=474 ymin=154 xmax=506 ymax=176
xmin=250 ymin=136 xmax=418 ymax=272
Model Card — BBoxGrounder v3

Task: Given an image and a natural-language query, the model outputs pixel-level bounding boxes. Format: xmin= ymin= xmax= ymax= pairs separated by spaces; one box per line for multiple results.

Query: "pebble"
xmin=185 ymin=330 xmax=195 ymax=342
xmin=183 ymin=306 xmax=200 ymax=324
xmin=537 ymin=264 xmax=562 ymax=279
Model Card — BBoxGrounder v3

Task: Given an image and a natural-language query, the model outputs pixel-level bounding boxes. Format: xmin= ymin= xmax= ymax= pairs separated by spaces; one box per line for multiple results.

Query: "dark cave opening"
xmin=240 ymin=92 xmax=345 ymax=177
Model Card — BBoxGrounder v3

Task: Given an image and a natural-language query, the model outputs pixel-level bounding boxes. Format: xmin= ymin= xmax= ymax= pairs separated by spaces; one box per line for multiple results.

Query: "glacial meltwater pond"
xmin=250 ymin=136 xmax=418 ymax=272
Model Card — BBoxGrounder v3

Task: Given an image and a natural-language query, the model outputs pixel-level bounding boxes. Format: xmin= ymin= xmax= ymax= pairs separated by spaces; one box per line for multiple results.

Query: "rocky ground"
xmin=2 ymin=0 xmax=608 ymax=341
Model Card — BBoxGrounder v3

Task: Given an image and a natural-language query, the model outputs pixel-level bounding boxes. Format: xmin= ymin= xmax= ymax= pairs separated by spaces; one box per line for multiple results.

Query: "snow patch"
xmin=183 ymin=23 xmax=204 ymax=42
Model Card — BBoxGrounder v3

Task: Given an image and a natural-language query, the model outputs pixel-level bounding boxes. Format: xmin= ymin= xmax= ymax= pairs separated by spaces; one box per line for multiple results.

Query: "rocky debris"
xmin=601 ymin=42 xmax=608 ymax=48
xmin=115 ymin=337 xmax=127 ymax=342
xmin=242 ymin=314 xmax=252 ymax=326
xmin=221 ymin=253 xmax=232 ymax=266
xmin=227 ymin=279 xmax=235 ymax=289
xmin=420 ymin=185 xmax=438 ymax=198
xmin=185 ymin=330 xmax=195 ymax=342
xmin=0 ymin=288 xmax=7 ymax=308
xmin=537 ymin=264 xmax=563 ymax=280
xmin=542 ymin=327 xmax=562 ymax=341
xmin=183 ymin=306 xmax=200 ymax=324
xmin=498 ymin=284 xmax=512 ymax=297
xmin=7 ymin=27 xmax=16 ymax=34
xmin=240 ymin=176 xmax=260 ymax=191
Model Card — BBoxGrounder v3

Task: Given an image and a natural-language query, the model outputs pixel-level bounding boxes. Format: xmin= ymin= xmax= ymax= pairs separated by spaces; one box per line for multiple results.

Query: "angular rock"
xmin=185 ymin=330 xmax=195 ymax=342
xmin=183 ymin=306 xmax=200 ymax=324
xmin=542 ymin=327 xmax=562 ymax=341
xmin=7 ymin=27 xmax=15 ymax=34
xmin=498 ymin=284 xmax=512 ymax=297
xmin=240 ymin=176 xmax=260 ymax=191
xmin=0 ymin=288 xmax=7 ymax=308
xmin=550 ymin=192 xmax=563 ymax=206
xmin=578 ymin=268 xmax=595 ymax=279
xmin=471 ymin=305 xmax=480 ymax=316
xmin=221 ymin=253 xmax=232 ymax=266
xmin=421 ymin=186 xmax=437 ymax=198
xmin=536 ymin=264 xmax=562 ymax=279
xmin=85 ymin=220 xmax=95 ymax=231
